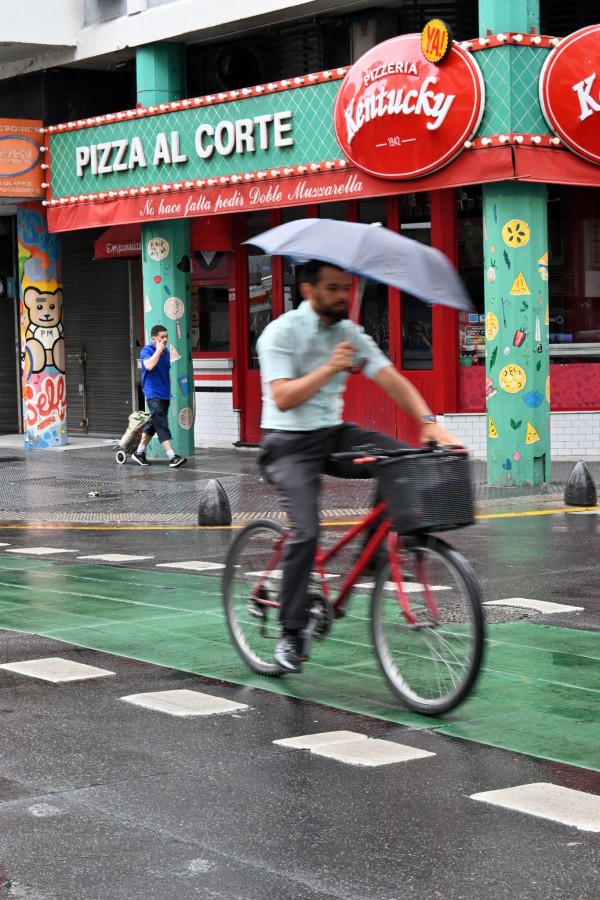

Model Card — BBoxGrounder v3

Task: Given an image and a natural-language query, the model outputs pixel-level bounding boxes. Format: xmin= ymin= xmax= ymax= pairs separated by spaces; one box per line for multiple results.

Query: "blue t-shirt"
xmin=140 ymin=343 xmax=171 ymax=401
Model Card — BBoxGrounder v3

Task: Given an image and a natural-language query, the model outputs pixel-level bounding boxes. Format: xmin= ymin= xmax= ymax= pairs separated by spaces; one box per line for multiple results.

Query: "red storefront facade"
xmin=44 ymin=26 xmax=600 ymax=450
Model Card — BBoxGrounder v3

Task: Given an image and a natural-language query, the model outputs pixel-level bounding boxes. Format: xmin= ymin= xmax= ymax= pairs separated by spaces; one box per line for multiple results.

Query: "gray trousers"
xmin=258 ymin=423 xmax=406 ymax=630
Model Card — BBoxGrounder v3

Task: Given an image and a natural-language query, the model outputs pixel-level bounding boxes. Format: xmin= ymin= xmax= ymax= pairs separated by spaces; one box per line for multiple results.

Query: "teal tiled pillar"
xmin=479 ymin=0 xmax=550 ymax=484
xmin=136 ymin=44 xmax=194 ymax=458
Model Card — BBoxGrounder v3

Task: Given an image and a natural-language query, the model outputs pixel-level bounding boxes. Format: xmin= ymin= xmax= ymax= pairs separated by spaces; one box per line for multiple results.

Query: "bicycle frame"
xmin=315 ymin=503 xmax=390 ymax=618
xmin=254 ymin=503 xmax=441 ymax=628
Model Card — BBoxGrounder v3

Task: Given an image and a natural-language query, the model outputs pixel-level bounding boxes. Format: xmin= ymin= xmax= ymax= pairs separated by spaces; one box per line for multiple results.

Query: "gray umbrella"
xmin=245 ymin=218 xmax=473 ymax=311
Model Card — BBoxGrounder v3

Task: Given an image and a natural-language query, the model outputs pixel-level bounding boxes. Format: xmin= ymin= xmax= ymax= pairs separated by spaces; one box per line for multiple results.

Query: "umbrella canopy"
xmin=245 ymin=218 xmax=473 ymax=311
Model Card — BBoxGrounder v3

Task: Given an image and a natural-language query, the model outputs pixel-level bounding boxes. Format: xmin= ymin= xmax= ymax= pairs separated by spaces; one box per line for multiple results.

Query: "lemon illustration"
xmin=546 ymin=375 xmax=550 ymax=403
xmin=502 ymin=220 xmax=530 ymax=248
xmin=499 ymin=363 xmax=526 ymax=394
xmin=485 ymin=312 xmax=499 ymax=341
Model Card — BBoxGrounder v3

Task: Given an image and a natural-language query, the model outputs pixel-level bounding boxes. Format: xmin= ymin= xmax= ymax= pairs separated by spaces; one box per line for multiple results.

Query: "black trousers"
xmin=142 ymin=397 xmax=172 ymax=444
xmin=258 ymin=423 xmax=406 ymax=630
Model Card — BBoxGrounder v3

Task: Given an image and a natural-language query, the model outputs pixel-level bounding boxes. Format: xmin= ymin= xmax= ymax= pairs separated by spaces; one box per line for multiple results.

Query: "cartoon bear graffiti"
xmin=24 ymin=286 xmax=65 ymax=373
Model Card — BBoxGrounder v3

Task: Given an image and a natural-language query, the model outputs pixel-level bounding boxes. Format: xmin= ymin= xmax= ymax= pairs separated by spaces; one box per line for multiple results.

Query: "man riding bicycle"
xmin=257 ymin=259 xmax=460 ymax=673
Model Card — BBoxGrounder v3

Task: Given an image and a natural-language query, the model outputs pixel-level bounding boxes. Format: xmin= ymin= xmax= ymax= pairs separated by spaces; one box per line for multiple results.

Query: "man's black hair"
xmin=300 ymin=259 xmax=346 ymax=286
xmin=151 ymin=324 xmax=167 ymax=338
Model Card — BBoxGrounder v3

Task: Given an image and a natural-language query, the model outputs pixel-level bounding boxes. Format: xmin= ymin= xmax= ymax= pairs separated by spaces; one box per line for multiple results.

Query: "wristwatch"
xmin=420 ymin=415 xmax=436 ymax=425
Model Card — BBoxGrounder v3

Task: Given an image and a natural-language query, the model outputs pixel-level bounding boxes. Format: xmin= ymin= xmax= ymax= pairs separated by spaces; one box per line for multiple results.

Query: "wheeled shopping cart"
xmin=115 ymin=410 xmax=150 ymax=464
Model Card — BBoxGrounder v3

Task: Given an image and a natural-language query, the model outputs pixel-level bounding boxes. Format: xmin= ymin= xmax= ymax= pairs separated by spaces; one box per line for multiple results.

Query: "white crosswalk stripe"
xmin=121 ymin=689 xmax=248 ymax=716
xmin=471 ymin=783 xmax=600 ymax=832
xmin=5 ymin=547 xmax=79 ymax=555
xmin=156 ymin=561 xmax=225 ymax=571
xmin=0 ymin=657 xmax=115 ymax=682
xmin=484 ymin=598 xmax=584 ymax=613
xmin=78 ymin=553 xmax=154 ymax=562
xmin=355 ymin=580 xmax=451 ymax=591
xmin=274 ymin=730 xmax=435 ymax=766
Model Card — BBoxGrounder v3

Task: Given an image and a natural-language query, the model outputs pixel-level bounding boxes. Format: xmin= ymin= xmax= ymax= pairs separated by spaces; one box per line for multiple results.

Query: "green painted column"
xmin=479 ymin=0 xmax=550 ymax=485
xmin=483 ymin=184 xmax=549 ymax=484
xmin=136 ymin=44 xmax=194 ymax=458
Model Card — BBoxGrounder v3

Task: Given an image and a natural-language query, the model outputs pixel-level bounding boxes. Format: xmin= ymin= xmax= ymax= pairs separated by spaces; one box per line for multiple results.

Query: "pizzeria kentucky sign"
xmin=540 ymin=24 xmax=600 ymax=165
xmin=334 ymin=33 xmax=485 ymax=179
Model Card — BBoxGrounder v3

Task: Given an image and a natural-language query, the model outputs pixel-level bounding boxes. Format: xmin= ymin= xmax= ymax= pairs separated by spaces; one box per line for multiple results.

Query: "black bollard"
xmin=197 ymin=478 xmax=232 ymax=526
xmin=564 ymin=461 xmax=597 ymax=507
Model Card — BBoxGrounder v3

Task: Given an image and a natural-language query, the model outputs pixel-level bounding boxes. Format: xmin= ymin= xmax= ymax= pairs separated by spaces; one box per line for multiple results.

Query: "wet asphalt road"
xmin=0 ymin=446 xmax=599 ymax=899
xmin=0 ymin=625 xmax=598 ymax=900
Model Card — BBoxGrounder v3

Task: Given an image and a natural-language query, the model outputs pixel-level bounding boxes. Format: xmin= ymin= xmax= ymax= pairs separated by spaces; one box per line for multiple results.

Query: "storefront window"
xmin=246 ymin=211 xmax=273 ymax=369
xmin=281 ymin=207 xmax=308 ymax=312
xmin=456 ymin=186 xmax=484 ymax=367
xmin=549 ymin=186 xmax=600 ymax=362
xmin=191 ymin=251 xmax=232 ymax=352
xmin=358 ymin=198 xmax=389 ymax=355
xmin=319 ymin=201 xmax=347 ymax=221
xmin=400 ymin=192 xmax=433 ymax=370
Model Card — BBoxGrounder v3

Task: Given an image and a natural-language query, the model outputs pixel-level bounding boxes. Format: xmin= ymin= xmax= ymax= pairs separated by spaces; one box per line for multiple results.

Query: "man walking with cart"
xmin=133 ymin=324 xmax=187 ymax=468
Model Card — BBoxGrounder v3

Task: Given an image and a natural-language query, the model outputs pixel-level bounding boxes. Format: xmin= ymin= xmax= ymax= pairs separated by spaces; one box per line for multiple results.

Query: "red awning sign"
xmin=94 ymin=224 xmax=141 ymax=259
xmin=95 ymin=216 xmax=234 ymax=260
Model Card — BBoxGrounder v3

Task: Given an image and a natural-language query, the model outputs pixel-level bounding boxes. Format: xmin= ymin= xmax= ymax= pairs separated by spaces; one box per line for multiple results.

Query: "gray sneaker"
xmin=169 ymin=454 xmax=187 ymax=468
xmin=275 ymin=635 xmax=302 ymax=673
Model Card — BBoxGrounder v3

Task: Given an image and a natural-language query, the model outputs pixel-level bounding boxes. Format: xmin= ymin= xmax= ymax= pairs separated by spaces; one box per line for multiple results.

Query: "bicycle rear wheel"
xmin=371 ymin=534 xmax=484 ymax=715
xmin=222 ymin=518 xmax=286 ymax=676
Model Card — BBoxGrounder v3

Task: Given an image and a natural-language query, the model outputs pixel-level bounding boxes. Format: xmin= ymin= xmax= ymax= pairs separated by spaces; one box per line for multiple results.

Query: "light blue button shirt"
xmin=257 ymin=301 xmax=391 ymax=431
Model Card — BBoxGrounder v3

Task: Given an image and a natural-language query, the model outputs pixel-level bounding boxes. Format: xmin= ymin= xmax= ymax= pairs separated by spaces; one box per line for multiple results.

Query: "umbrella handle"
xmin=347 ymin=358 xmax=366 ymax=375
xmin=349 ymin=276 xmax=365 ymax=322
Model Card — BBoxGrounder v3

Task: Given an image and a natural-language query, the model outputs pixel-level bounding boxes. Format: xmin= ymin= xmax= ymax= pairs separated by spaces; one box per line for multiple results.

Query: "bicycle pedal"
xmin=247 ymin=600 xmax=266 ymax=620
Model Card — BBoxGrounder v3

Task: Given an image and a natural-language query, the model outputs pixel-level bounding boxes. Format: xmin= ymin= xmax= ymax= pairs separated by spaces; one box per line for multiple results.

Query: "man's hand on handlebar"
xmin=419 ymin=421 xmax=463 ymax=447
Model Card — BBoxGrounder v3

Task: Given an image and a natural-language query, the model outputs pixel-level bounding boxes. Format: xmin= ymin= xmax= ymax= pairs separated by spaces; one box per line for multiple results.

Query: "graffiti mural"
xmin=17 ymin=203 xmax=67 ymax=448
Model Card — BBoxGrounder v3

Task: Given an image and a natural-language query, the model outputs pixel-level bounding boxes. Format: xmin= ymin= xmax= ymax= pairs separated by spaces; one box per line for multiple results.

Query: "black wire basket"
xmin=377 ymin=450 xmax=475 ymax=534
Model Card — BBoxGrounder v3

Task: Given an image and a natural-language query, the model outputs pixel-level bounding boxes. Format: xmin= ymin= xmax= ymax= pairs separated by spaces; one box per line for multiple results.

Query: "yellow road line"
xmin=476 ymin=506 xmax=599 ymax=520
xmin=0 ymin=505 xmax=598 ymax=531
xmin=322 ymin=506 xmax=599 ymax=526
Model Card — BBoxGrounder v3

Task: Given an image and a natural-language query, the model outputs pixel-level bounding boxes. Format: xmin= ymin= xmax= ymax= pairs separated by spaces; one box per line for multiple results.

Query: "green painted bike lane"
xmin=0 ymin=555 xmax=597 ymax=772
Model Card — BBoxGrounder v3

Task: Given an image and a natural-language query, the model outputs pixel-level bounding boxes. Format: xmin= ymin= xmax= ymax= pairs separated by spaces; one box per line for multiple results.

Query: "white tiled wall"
xmin=191 ymin=406 xmax=600 ymax=453
xmin=549 ymin=412 xmax=600 ymax=458
xmin=193 ymin=359 xmax=240 ymax=449
xmin=441 ymin=412 xmax=600 ymax=459
xmin=194 ymin=391 xmax=240 ymax=448
xmin=440 ymin=414 xmax=486 ymax=457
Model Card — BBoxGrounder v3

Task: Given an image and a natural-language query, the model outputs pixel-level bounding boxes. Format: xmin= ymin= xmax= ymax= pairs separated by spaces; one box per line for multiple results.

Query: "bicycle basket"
xmin=377 ymin=451 xmax=475 ymax=533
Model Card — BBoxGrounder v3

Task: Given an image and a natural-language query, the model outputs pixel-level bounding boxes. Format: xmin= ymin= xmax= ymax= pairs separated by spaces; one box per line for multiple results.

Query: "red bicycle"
xmin=222 ymin=445 xmax=484 ymax=715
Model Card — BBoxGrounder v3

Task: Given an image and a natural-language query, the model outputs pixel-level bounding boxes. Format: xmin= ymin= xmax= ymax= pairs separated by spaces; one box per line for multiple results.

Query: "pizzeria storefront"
xmin=39 ymin=18 xmax=600 ymax=471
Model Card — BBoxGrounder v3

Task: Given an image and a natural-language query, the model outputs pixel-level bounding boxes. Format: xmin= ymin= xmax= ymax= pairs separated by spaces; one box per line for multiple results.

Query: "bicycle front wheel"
xmin=222 ymin=518 xmax=286 ymax=676
xmin=371 ymin=534 xmax=484 ymax=715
